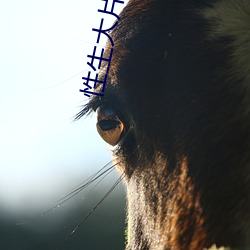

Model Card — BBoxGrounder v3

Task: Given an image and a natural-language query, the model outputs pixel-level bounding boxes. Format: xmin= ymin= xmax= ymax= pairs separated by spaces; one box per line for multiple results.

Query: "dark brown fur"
xmin=80 ymin=0 xmax=250 ymax=249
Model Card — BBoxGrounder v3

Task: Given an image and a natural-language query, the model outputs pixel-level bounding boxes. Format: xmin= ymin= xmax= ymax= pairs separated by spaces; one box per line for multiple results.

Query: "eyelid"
xmin=86 ymin=96 xmax=104 ymax=112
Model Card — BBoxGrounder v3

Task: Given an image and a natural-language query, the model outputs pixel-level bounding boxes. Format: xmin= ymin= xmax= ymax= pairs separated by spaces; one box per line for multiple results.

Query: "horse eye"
xmin=96 ymin=105 xmax=125 ymax=146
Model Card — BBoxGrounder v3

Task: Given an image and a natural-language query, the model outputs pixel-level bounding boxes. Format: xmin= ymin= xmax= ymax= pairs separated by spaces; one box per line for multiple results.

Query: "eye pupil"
xmin=97 ymin=120 xmax=120 ymax=131
xmin=96 ymin=105 xmax=125 ymax=146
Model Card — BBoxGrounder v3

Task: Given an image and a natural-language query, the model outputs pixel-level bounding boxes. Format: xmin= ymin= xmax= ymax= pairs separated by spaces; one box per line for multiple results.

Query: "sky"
xmin=0 ymin=0 xmax=127 ymax=214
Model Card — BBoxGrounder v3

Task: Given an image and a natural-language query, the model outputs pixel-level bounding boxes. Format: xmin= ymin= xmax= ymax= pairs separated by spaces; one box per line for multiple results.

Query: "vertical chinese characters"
xmin=80 ymin=0 xmax=124 ymax=97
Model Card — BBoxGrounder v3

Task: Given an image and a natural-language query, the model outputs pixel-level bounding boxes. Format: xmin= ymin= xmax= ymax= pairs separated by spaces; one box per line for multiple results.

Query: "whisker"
xmin=59 ymin=166 xmax=116 ymax=231
xmin=31 ymin=64 xmax=101 ymax=91
xmin=56 ymin=161 xmax=117 ymax=203
xmin=32 ymin=70 xmax=89 ymax=91
xmin=56 ymin=172 xmax=125 ymax=250
xmin=16 ymin=161 xmax=118 ymax=225
xmin=85 ymin=165 xmax=116 ymax=195
xmin=50 ymin=165 xmax=117 ymax=209
xmin=74 ymin=38 xmax=106 ymax=47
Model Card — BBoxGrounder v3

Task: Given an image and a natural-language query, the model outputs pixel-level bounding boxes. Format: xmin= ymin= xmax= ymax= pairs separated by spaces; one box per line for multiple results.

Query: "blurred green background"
xmin=0 ymin=177 xmax=126 ymax=250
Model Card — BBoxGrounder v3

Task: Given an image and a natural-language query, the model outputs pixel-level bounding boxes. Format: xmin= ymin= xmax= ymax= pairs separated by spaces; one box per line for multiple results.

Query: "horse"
xmin=78 ymin=0 xmax=250 ymax=249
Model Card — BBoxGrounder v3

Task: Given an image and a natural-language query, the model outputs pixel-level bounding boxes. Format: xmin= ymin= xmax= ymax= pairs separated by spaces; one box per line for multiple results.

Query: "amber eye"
xmin=96 ymin=105 xmax=125 ymax=146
